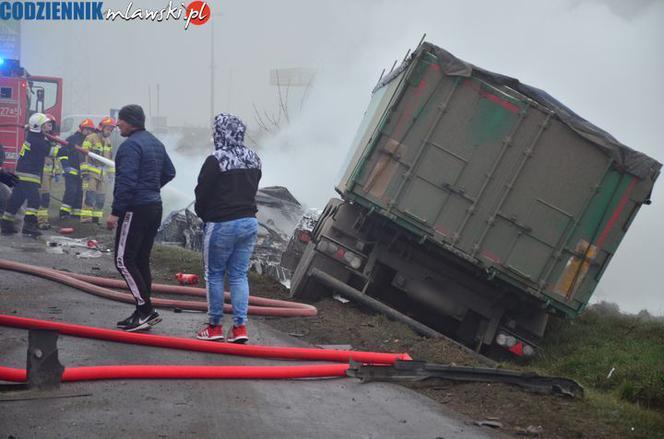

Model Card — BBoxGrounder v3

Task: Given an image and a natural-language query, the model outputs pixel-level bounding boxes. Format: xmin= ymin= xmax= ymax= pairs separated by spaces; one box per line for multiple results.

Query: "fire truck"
xmin=0 ymin=58 xmax=63 ymax=172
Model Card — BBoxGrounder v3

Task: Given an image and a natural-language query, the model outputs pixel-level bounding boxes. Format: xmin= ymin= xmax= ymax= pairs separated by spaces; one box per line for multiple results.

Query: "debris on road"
xmin=44 ymin=236 xmax=109 ymax=258
xmin=474 ymin=420 xmax=503 ymax=429
xmin=515 ymin=425 xmax=544 ymax=436
xmin=332 ymin=294 xmax=349 ymax=304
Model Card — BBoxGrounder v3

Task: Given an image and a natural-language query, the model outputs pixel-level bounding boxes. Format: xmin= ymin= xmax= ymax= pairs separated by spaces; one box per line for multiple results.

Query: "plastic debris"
xmin=333 ymin=294 xmax=350 ymax=304
xmin=474 ymin=420 xmax=503 ymax=429
xmin=175 ymin=273 xmax=199 ymax=286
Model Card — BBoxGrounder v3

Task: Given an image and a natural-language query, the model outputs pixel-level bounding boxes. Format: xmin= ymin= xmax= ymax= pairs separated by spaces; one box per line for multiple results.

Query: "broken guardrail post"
xmin=27 ymin=329 xmax=64 ymax=389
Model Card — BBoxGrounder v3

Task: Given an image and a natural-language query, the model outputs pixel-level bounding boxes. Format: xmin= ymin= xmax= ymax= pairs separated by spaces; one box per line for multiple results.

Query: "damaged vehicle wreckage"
xmin=287 ymin=41 xmax=661 ymax=357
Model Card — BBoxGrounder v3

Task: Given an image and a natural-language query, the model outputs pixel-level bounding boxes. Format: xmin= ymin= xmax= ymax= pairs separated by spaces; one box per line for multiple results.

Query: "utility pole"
xmin=209 ymin=8 xmax=222 ymax=123
xmin=209 ymin=12 xmax=215 ymax=123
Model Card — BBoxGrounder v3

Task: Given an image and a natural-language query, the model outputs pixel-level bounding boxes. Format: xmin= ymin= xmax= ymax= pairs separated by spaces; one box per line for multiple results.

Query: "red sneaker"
xmin=196 ymin=324 xmax=224 ymax=341
xmin=227 ymin=325 xmax=248 ymax=343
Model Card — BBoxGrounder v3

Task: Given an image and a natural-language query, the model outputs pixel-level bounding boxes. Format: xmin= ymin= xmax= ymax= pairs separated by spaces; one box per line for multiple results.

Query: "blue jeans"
xmin=203 ymin=217 xmax=258 ymax=326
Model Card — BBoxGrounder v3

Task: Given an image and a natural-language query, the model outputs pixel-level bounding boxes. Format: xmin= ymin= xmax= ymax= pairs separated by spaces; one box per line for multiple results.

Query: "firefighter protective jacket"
xmin=81 ymin=132 xmax=113 ymax=178
xmin=59 ymin=131 xmax=87 ymax=175
xmin=16 ymin=131 xmax=53 ymax=184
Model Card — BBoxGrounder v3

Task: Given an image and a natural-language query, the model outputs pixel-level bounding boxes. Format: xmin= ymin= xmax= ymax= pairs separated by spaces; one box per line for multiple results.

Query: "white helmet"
xmin=28 ymin=112 xmax=50 ymax=133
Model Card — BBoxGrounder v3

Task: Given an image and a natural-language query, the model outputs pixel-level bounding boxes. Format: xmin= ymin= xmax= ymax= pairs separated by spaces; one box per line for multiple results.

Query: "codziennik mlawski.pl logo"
xmin=0 ymin=1 xmax=212 ymax=29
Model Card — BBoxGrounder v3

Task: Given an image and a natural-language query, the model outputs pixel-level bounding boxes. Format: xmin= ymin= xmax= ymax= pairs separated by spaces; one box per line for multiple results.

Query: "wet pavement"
xmin=0 ymin=233 xmax=501 ymax=439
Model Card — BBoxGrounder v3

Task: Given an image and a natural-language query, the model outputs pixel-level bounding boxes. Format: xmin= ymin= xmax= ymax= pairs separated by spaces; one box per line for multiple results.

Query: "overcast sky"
xmin=18 ymin=0 xmax=664 ymax=313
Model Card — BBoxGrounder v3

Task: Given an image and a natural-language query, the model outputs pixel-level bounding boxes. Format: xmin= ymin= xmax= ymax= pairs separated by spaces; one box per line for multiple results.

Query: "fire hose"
xmin=0 ymin=258 xmax=317 ymax=317
xmin=0 ymin=364 xmax=351 ymax=382
xmin=0 ymin=314 xmax=409 ymax=382
xmin=0 ymin=260 xmax=411 ymax=382
xmin=0 ymin=314 xmax=410 ymax=364
xmin=45 ymin=133 xmax=115 ymax=168
xmin=0 ymin=125 xmax=114 ymax=170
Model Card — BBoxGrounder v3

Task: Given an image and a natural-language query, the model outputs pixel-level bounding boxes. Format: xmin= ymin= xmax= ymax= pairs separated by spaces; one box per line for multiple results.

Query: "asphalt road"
xmin=0 ymin=233 xmax=501 ymax=439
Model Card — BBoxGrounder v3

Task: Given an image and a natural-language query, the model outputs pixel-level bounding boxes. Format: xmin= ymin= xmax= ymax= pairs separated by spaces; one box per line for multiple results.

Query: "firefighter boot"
xmin=22 ymin=216 xmax=42 ymax=237
xmin=0 ymin=218 xmax=18 ymax=235
xmin=37 ymin=210 xmax=51 ymax=230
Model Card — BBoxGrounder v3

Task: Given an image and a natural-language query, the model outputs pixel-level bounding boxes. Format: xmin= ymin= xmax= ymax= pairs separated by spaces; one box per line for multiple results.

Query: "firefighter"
xmin=37 ymin=114 xmax=63 ymax=230
xmin=59 ymin=119 xmax=95 ymax=219
xmin=80 ymin=117 xmax=115 ymax=223
xmin=1 ymin=113 xmax=54 ymax=237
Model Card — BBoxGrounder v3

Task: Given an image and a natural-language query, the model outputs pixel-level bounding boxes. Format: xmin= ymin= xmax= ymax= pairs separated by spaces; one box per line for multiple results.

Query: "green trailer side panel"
xmin=339 ymin=44 xmax=659 ymax=320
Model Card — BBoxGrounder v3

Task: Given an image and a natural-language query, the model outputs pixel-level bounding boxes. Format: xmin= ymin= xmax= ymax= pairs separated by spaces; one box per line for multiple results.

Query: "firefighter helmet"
xmin=79 ymin=118 xmax=95 ymax=130
xmin=98 ymin=117 xmax=117 ymax=129
xmin=28 ymin=113 xmax=50 ymax=133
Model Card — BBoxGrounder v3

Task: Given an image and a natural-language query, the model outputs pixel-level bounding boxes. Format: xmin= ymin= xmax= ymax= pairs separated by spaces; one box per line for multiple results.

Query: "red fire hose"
xmin=0 ymin=364 xmax=350 ymax=382
xmin=64 ymin=270 xmax=309 ymax=309
xmin=0 ymin=314 xmax=410 ymax=364
xmin=0 ymin=258 xmax=412 ymax=383
xmin=0 ymin=259 xmax=317 ymax=317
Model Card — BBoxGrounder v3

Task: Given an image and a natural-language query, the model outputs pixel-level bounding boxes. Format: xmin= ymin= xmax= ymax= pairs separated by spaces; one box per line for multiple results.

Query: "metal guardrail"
xmin=347 ymin=360 xmax=584 ymax=398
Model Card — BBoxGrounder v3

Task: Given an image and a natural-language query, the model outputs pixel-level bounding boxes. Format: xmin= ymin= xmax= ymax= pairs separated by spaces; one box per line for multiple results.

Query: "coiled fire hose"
xmin=0 ymin=258 xmax=317 ymax=317
xmin=0 ymin=259 xmax=411 ymax=382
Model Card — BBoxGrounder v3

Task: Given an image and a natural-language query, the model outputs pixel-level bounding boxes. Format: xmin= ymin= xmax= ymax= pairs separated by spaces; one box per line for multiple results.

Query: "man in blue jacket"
xmin=107 ymin=105 xmax=176 ymax=332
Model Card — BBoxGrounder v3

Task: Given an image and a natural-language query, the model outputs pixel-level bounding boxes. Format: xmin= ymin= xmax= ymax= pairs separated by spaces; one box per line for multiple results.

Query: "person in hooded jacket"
xmin=194 ymin=113 xmax=261 ymax=343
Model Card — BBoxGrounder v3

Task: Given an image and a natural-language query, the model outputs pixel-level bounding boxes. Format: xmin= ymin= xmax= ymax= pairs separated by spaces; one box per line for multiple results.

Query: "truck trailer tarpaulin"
xmin=292 ymin=41 xmax=661 ymax=353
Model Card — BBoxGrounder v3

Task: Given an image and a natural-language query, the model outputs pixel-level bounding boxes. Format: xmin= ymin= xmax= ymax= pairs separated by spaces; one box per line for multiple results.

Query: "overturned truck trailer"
xmin=290 ymin=42 xmax=661 ymax=356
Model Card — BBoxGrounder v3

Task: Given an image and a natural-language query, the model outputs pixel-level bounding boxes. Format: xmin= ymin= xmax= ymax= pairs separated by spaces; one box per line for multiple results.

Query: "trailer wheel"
xmin=289 ymin=242 xmax=326 ymax=299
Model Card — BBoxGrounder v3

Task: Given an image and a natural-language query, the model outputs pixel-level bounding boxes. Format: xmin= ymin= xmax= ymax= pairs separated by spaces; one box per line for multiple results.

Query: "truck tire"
xmin=290 ymin=240 xmax=351 ymax=300
xmin=289 ymin=241 xmax=324 ymax=299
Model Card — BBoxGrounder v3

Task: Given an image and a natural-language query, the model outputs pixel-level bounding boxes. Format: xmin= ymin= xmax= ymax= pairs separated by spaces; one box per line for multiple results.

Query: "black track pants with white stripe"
xmin=114 ymin=203 xmax=162 ymax=313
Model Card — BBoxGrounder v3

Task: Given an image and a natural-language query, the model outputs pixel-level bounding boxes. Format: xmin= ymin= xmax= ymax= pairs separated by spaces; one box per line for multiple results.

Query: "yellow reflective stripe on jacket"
xmin=16 ymin=172 xmax=41 ymax=184
xmin=66 ymin=169 xmax=79 ymax=176
xmin=19 ymin=141 xmax=31 ymax=157
xmin=81 ymin=163 xmax=101 ymax=172
xmin=81 ymin=165 xmax=102 ymax=175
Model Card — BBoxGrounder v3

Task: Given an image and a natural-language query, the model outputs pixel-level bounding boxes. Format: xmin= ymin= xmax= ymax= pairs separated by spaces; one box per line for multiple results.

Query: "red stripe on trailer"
xmin=596 ymin=177 xmax=638 ymax=248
